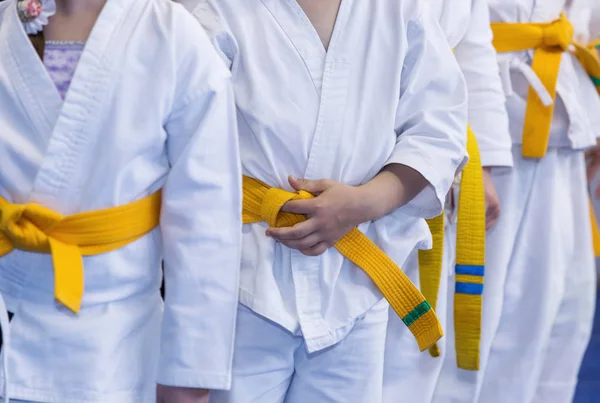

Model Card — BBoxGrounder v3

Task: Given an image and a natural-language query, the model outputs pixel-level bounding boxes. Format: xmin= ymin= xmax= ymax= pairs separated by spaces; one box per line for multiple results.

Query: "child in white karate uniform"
xmin=181 ymin=0 xmax=470 ymax=401
xmin=0 ymin=0 xmax=242 ymax=402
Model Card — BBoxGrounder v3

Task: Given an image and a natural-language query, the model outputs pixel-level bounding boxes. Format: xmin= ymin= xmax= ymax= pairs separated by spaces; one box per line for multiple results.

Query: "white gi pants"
xmin=475 ymin=147 xmax=596 ymax=403
xmin=211 ymin=301 xmax=389 ymax=403
xmin=383 ymin=222 xmax=454 ymax=403
xmin=433 ymin=147 xmax=595 ymax=403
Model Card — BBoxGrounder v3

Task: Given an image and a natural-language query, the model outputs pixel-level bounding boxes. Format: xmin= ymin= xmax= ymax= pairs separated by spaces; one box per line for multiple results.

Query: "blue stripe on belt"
xmin=455 ymin=264 xmax=485 ymax=276
xmin=455 ymin=282 xmax=484 ymax=295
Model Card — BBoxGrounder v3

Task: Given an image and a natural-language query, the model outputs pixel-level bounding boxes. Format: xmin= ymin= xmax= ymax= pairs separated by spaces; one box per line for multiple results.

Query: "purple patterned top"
xmin=43 ymin=41 xmax=85 ymax=100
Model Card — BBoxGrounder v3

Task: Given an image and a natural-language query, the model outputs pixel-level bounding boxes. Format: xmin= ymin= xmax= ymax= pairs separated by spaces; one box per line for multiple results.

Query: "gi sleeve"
xmin=390 ymin=10 xmax=468 ymax=219
xmin=455 ymin=0 xmax=513 ymax=168
xmin=577 ymin=64 xmax=600 ymax=139
xmin=157 ymin=11 xmax=242 ymax=391
xmin=566 ymin=0 xmax=592 ymax=43
xmin=566 ymin=0 xmax=600 ymax=139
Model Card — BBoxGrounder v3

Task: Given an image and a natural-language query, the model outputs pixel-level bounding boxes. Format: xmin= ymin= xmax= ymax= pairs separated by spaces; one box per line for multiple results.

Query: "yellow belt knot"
xmin=0 ymin=200 xmax=84 ymax=313
xmin=491 ymin=14 xmax=600 ymax=256
xmin=0 ymin=192 xmax=162 ymax=314
xmin=259 ymin=188 xmax=312 ymax=228
xmin=242 ymin=176 xmax=443 ymax=352
xmin=491 ymin=13 xmax=588 ymax=158
xmin=0 ymin=202 xmax=63 ymax=254
xmin=542 ymin=14 xmax=573 ymax=51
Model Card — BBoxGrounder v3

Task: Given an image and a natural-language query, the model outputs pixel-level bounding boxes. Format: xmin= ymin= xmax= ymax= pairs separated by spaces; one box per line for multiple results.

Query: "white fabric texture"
xmin=592 ymin=4 xmax=600 ymax=38
xmin=566 ymin=0 xmax=599 ymax=42
xmin=0 ymin=0 xmax=242 ymax=401
xmin=211 ymin=301 xmax=389 ymax=403
xmin=433 ymin=150 xmax=595 ymax=403
xmin=181 ymin=0 xmax=468 ymax=356
xmin=432 ymin=0 xmax=513 ymax=169
xmin=476 ymin=147 xmax=596 ymax=403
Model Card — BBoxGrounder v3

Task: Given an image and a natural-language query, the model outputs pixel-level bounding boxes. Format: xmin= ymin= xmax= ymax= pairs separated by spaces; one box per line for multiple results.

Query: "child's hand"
xmin=483 ymin=168 xmax=501 ymax=230
xmin=586 ymin=141 xmax=600 ymax=197
xmin=265 ymin=176 xmax=368 ymax=256
xmin=156 ymin=384 xmax=210 ymax=403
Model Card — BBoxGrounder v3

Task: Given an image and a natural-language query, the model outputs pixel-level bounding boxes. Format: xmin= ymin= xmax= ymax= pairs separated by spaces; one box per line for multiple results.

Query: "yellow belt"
xmin=491 ymin=13 xmax=600 ymax=158
xmin=418 ymin=126 xmax=486 ymax=370
xmin=590 ymin=201 xmax=600 ymax=257
xmin=242 ymin=176 xmax=443 ymax=351
xmin=0 ymin=192 xmax=162 ymax=313
xmin=491 ymin=15 xmax=600 ymax=257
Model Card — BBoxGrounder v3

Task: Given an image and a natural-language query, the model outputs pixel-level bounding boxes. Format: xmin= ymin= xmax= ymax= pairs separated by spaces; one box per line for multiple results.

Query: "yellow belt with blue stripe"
xmin=418 ymin=126 xmax=486 ymax=370
xmin=417 ymin=14 xmax=600 ymax=371
xmin=242 ymin=176 xmax=443 ymax=351
xmin=452 ymin=127 xmax=486 ymax=370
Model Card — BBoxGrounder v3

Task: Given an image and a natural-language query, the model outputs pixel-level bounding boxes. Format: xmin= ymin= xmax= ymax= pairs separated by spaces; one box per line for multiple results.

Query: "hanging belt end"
xmin=411 ymin=309 xmax=444 ymax=352
xmin=428 ymin=343 xmax=441 ymax=357
xmin=457 ymin=354 xmax=480 ymax=371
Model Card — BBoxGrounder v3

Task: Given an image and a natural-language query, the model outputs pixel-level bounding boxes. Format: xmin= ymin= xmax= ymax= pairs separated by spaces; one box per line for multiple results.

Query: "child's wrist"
xmin=354 ymin=182 xmax=397 ymax=224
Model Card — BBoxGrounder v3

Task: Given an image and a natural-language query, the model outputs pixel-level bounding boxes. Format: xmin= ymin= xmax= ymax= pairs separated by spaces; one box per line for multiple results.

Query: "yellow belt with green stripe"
xmin=418 ymin=126 xmax=486 ymax=370
xmin=241 ymin=176 xmax=443 ymax=351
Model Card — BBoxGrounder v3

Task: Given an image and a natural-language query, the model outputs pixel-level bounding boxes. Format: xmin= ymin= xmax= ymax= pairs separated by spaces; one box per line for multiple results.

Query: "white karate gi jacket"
xmin=489 ymin=0 xmax=600 ymax=148
xmin=430 ymin=0 xmax=512 ymax=168
xmin=183 ymin=0 xmax=468 ymax=353
xmin=0 ymin=0 xmax=242 ymax=401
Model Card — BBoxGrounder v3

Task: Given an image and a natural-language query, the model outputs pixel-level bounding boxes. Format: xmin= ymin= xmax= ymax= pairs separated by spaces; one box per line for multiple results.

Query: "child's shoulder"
xmin=145 ymin=0 xmax=209 ymax=35
xmin=138 ymin=0 xmax=217 ymax=56
xmin=176 ymin=0 xmax=230 ymax=38
xmin=0 ymin=0 xmax=14 ymax=24
xmin=174 ymin=0 xmax=237 ymax=67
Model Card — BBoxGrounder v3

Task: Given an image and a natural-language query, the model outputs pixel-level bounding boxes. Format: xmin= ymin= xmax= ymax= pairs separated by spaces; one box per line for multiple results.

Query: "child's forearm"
xmin=356 ymin=163 xmax=429 ymax=223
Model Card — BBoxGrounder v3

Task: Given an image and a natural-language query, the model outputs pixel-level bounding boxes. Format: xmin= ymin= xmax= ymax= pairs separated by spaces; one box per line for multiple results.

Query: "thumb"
xmin=288 ymin=176 xmax=331 ymax=194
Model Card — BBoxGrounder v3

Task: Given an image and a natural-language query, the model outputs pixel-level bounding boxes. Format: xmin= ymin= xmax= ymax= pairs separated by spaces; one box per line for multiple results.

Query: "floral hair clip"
xmin=17 ymin=0 xmax=56 ymax=35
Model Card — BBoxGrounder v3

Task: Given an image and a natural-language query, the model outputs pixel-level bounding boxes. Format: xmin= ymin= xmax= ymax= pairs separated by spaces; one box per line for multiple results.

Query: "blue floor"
xmin=574 ymin=294 xmax=600 ymax=403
